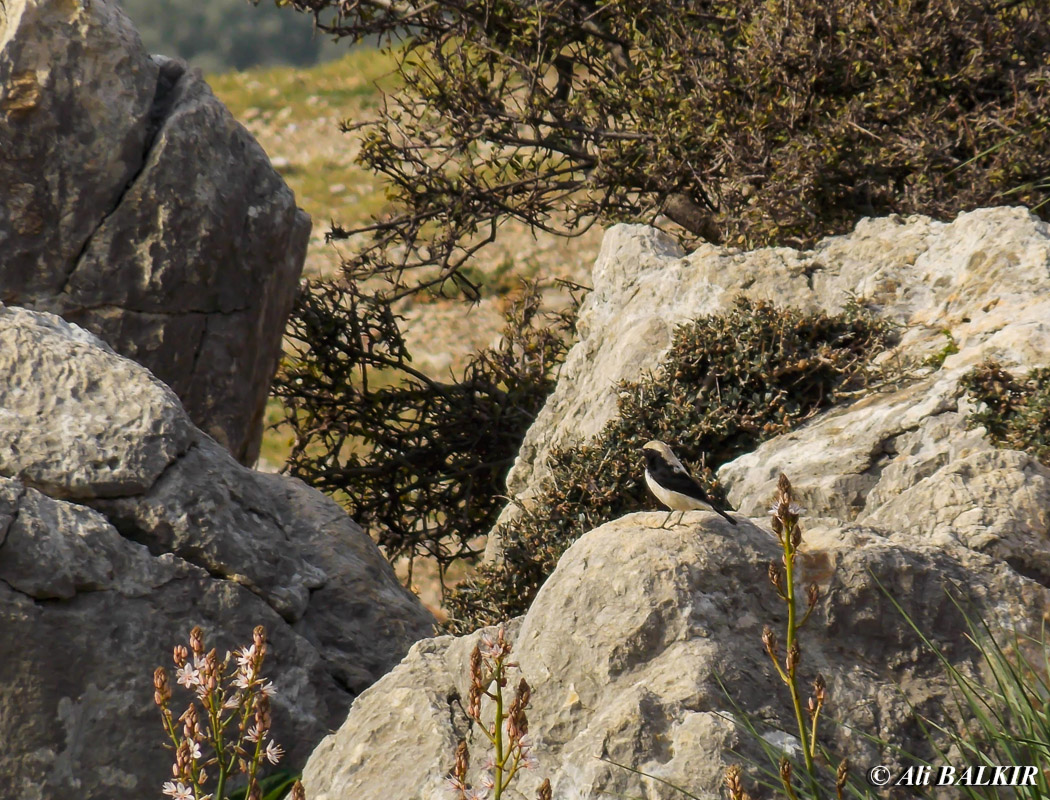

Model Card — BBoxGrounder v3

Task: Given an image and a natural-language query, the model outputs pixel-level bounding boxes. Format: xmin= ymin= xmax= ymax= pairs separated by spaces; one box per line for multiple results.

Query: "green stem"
xmin=810 ymin=702 xmax=823 ymax=759
xmin=493 ymin=662 xmax=505 ymax=800
xmin=503 ymin=745 xmax=523 ymax=787
xmin=162 ymin=710 xmax=181 ymax=754
xmin=209 ymin=691 xmax=228 ymax=800
xmin=783 ymin=525 xmax=814 ymax=776
xmin=248 ymin=730 xmax=265 ymax=798
xmin=215 ymin=770 xmax=226 ymax=800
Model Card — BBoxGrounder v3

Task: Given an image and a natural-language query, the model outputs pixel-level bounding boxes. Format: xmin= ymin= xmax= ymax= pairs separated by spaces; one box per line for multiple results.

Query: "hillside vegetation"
xmin=121 ymin=0 xmax=342 ymax=73
xmin=208 ymin=47 xmax=601 ymax=289
xmin=209 ymin=48 xmax=396 ymax=278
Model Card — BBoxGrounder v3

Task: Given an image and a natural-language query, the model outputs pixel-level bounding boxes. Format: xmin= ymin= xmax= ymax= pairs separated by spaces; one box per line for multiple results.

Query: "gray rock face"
xmin=0 ymin=0 xmax=158 ymax=290
xmin=0 ymin=306 xmax=435 ymax=799
xmin=303 ymin=516 xmax=1050 ymax=800
xmin=300 ymin=208 xmax=1050 ymax=800
xmin=0 ymin=306 xmax=193 ymax=500
xmin=490 ymin=206 xmax=1050 ymax=560
xmin=0 ymin=0 xmax=309 ymax=465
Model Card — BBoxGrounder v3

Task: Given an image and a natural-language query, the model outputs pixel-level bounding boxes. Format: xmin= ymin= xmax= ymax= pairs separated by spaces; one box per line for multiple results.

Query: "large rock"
xmin=296 ymin=207 xmax=1050 ymax=799
xmin=0 ymin=306 xmax=435 ymax=799
xmin=303 ymin=514 xmax=1050 ymax=800
xmin=0 ymin=0 xmax=309 ymax=465
xmin=489 ymin=206 xmax=1050 ymax=559
xmin=0 ymin=0 xmax=158 ymax=288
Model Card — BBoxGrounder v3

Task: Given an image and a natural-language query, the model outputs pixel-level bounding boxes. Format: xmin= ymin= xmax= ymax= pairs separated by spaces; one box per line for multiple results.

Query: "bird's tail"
xmin=716 ymin=506 xmax=737 ymax=526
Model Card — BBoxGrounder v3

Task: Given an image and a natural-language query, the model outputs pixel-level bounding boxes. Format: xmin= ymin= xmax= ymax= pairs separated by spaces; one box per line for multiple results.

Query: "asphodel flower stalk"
xmin=451 ymin=624 xmax=544 ymax=800
xmin=767 ymin=474 xmax=824 ymax=793
xmin=153 ymin=625 xmax=283 ymax=800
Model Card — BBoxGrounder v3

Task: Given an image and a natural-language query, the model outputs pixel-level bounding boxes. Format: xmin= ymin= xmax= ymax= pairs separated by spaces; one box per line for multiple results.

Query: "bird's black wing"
xmin=647 ymin=458 xmax=712 ymax=502
xmin=648 ymin=456 xmax=738 ymax=525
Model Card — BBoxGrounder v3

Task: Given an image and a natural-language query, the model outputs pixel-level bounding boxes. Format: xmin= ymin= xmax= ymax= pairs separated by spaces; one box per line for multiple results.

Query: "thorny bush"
xmin=273 ymin=280 xmax=579 ymax=592
xmin=277 ymin=0 xmax=1050 ymax=297
xmin=962 ymin=360 xmax=1050 ymax=467
xmin=444 ymin=299 xmax=894 ymax=631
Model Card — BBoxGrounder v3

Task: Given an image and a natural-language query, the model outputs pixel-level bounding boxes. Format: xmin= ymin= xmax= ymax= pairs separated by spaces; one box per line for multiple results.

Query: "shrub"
xmin=444 ymin=299 xmax=893 ymax=631
xmin=272 ymin=280 xmax=577 ymax=589
xmin=962 ymin=360 xmax=1050 ymax=466
xmin=278 ymin=0 xmax=1050 ymax=296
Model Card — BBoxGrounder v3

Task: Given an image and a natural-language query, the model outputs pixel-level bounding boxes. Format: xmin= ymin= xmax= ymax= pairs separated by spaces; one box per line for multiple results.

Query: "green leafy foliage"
xmin=227 ymin=771 xmax=300 ymax=800
xmin=444 ymin=300 xmax=893 ymax=631
xmin=962 ymin=361 xmax=1050 ymax=465
xmin=280 ymin=0 xmax=1050 ymax=296
xmin=924 ymin=330 xmax=960 ymax=370
xmin=876 ymin=580 xmax=1050 ymax=800
xmin=273 ymin=281 xmax=577 ymax=587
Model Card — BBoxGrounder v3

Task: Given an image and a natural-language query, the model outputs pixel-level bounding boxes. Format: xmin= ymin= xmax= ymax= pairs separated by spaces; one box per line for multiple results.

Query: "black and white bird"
xmin=642 ymin=440 xmax=737 ymax=528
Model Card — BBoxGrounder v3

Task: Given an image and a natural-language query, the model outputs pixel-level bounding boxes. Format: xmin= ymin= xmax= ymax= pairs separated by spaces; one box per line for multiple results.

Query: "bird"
xmin=641 ymin=440 xmax=737 ymax=528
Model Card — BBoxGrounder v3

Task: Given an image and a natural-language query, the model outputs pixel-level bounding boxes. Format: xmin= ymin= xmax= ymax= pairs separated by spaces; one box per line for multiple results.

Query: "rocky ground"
xmin=302 ymin=207 xmax=1050 ymax=800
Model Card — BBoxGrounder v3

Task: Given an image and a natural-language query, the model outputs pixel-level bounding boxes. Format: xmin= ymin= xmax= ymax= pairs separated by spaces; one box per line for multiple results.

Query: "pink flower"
xmin=479 ymin=633 xmax=498 ymax=657
xmin=162 ymin=781 xmax=193 ymax=800
xmin=445 ymin=775 xmax=467 ymax=795
xmin=235 ymin=645 xmax=257 ymax=669
xmin=175 ymin=664 xmax=200 ymax=689
xmin=264 ymin=740 xmax=284 ymax=765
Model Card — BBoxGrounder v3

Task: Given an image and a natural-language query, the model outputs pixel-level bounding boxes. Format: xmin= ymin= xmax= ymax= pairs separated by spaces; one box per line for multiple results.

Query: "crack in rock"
xmin=0 ymin=483 xmax=28 ymax=552
xmin=59 ymin=58 xmax=186 ymax=296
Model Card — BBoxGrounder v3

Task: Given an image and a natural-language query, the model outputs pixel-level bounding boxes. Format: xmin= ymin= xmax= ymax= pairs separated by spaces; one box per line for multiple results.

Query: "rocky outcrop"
xmin=303 ymin=516 xmax=1050 ymax=800
xmin=489 ymin=206 xmax=1050 ymax=559
xmin=300 ymin=207 xmax=1050 ymax=799
xmin=0 ymin=306 xmax=435 ymax=799
xmin=0 ymin=0 xmax=309 ymax=465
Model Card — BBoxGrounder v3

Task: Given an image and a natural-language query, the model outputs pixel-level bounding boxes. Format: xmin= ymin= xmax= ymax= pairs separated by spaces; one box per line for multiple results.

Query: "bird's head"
xmin=642 ymin=439 xmax=674 ymax=466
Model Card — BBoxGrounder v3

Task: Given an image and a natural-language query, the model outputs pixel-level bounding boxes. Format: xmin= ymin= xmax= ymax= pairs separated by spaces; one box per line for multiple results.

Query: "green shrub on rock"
xmin=445 ymin=300 xmax=893 ymax=632
xmin=963 ymin=361 xmax=1050 ymax=466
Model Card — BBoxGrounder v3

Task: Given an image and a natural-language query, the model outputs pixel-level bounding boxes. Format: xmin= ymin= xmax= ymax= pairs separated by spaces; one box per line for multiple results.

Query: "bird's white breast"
xmin=645 ymin=469 xmax=705 ymax=511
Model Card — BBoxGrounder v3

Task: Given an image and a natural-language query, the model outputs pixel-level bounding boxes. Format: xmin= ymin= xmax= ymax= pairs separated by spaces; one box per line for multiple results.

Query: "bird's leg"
xmin=675 ymin=510 xmax=687 ymax=527
xmin=659 ymin=509 xmax=675 ymax=529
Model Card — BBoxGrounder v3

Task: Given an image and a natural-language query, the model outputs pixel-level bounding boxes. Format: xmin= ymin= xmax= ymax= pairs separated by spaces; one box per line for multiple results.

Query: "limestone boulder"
xmin=304 ymin=514 xmax=1050 ymax=800
xmin=0 ymin=306 xmax=435 ymax=799
xmin=0 ymin=0 xmax=309 ymax=465
xmin=302 ymin=208 xmax=1050 ymax=800
xmin=491 ymin=207 xmax=1050 ymax=560
xmin=0 ymin=0 xmax=158 ymax=291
